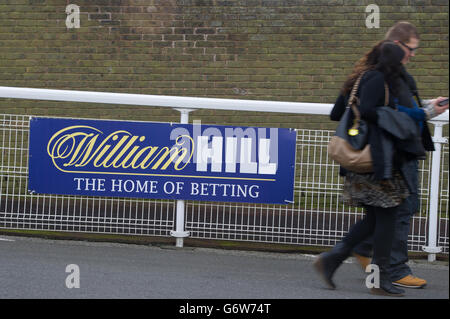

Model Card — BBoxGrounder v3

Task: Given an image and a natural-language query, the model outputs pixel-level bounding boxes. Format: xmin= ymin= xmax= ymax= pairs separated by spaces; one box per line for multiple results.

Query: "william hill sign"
xmin=29 ymin=117 xmax=297 ymax=204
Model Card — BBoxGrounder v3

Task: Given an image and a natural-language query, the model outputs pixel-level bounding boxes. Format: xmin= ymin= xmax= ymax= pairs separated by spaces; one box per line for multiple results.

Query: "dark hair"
xmin=375 ymin=42 xmax=406 ymax=96
xmin=341 ymin=40 xmax=405 ymax=96
xmin=341 ymin=40 xmax=386 ymax=95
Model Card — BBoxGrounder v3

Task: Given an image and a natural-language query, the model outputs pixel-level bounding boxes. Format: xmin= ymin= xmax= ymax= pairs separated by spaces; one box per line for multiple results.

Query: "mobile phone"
xmin=437 ymin=98 xmax=449 ymax=106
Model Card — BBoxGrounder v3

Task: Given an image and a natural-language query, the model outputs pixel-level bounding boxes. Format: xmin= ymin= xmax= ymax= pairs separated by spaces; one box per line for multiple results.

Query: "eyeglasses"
xmin=399 ymin=41 xmax=419 ymax=53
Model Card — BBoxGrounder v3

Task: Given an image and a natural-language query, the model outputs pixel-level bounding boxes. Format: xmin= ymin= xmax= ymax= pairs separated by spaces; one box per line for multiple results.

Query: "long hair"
xmin=375 ymin=42 xmax=407 ymax=97
xmin=341 ymin=40 xmax=386 ymax=96
xmin=341 ymin=40 xmax=405 ymax=97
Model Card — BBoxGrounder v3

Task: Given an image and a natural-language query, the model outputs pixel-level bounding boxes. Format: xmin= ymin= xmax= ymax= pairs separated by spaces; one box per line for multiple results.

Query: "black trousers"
xmin=343 ymin=205 xmax=397 ymax=267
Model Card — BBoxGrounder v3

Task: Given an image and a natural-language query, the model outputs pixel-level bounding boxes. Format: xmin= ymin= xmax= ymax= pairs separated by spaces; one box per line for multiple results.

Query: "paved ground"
xmin=0 ymin=235 xmax=448 ymax=300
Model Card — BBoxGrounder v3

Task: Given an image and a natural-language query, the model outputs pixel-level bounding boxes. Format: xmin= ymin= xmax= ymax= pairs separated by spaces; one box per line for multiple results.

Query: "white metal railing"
xmin=0 ymin=86 xmax=331 ymax=115
xmin=0 ymin=86 xmax=448 ymax=260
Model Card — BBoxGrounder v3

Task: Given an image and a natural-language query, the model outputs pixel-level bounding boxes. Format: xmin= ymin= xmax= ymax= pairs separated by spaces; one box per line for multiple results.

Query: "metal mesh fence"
xmin=0 ymin=113 xmax=448 ymax=254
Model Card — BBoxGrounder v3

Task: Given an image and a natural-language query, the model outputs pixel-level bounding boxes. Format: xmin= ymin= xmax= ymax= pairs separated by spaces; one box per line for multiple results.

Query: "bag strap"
xmin=348 ymin=73 xmax=364 ymax=107
xmin=349 ymin=72 xmax=389 ymax=126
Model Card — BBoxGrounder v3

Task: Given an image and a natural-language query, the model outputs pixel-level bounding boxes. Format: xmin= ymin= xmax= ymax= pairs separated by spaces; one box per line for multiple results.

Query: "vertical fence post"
xmin=170 ymin=108 xmax=195 ymax=248
xmin=423 ymin=121 xmax=447 ymax=262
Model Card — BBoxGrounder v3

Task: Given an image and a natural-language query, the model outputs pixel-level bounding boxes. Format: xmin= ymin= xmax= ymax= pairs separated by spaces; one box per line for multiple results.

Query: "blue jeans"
xmin=353 ymin=159 xmax=419 ymax=282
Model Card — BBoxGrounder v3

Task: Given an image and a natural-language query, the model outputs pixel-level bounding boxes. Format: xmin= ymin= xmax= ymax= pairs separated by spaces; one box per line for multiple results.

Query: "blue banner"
xmin=28 ymin=117 xmax=296 ymax=204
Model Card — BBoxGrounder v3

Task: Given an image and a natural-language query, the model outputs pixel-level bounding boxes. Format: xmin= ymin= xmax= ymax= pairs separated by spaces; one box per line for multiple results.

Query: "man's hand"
xmin=432 ymin=97 xmax=449 ymax=114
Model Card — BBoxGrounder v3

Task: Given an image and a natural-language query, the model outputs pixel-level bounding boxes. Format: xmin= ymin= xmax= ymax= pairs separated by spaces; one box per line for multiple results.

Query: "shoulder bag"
xmin=327 ymin=72 xmax=389 ymax=173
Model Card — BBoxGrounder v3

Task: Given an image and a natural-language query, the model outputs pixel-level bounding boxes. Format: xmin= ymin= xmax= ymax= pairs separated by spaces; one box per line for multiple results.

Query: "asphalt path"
xmin=0 ymin=235 xmax=448 ymax=300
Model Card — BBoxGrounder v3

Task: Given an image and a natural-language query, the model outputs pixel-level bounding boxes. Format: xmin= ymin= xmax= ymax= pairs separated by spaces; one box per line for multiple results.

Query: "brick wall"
xmin=0 ymin=0 xmax=448 ymax=129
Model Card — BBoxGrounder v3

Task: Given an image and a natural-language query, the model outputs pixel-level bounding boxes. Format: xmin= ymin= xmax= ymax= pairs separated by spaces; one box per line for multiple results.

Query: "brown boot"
xmin=393 ymin=275 xmax=427 ymax=289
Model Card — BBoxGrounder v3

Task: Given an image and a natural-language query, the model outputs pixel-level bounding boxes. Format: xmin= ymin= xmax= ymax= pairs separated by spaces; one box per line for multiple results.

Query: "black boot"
xmin=370 ymin=261 xmax=405 ymax=297
xmin=313 ymin=241 xmax=352 ymax=289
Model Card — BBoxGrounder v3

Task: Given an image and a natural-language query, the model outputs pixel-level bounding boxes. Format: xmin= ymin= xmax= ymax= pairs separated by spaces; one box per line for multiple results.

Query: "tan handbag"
xmin=328 ymin=72 xmax=389 ymax=173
